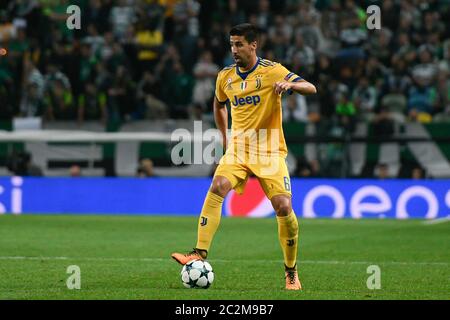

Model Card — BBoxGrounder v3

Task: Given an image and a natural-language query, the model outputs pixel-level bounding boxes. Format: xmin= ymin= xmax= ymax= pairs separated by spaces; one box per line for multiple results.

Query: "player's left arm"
xmin=272 ymin=64 xmax=317 ymax=95
xmin=274 ymin=79 xmax=317 ymax=95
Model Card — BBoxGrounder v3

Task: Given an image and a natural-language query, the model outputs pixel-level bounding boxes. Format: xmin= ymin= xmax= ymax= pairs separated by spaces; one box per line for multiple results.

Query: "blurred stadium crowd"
xmin=0 ymin=0 xmax=450 ymax=178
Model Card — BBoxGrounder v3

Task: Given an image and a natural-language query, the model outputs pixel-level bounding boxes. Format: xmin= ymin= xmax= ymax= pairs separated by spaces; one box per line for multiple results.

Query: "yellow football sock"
xmin=196 ymin=191 xmax=224 ymax=252
xmin=276 ymin=211 xmax=299 ymax=269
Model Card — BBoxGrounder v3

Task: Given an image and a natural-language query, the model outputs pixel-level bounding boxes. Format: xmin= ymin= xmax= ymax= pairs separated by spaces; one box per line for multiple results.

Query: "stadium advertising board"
xmin=0 ymin=177 xmax=448 ymax=219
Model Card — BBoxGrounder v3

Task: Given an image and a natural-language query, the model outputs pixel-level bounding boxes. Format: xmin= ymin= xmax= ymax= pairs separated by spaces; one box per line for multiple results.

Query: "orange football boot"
xmin=285 ymin=266 xmax=302 ymax=290
xmin=171 ymin=248 xmax=206 ymax=265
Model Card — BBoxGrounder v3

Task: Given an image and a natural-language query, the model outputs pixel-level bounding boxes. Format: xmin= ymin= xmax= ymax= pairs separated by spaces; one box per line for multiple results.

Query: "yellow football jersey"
xmin=215 ymin=57 xmax=302 ymax=158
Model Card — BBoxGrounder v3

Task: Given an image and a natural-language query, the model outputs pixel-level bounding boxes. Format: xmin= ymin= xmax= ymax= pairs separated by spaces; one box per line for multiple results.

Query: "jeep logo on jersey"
xmin=232 ymin=95 xmax=261 ymax=107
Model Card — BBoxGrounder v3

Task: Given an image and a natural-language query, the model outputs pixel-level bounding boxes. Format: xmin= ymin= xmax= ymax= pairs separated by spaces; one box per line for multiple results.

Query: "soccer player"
xmin=172 ymin=23 xmax=317 ymax=290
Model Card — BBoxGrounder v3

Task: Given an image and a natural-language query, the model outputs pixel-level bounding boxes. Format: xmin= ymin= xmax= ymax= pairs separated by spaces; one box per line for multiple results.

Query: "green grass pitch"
xmin=0 ymin=215 xmax=448 ymax=300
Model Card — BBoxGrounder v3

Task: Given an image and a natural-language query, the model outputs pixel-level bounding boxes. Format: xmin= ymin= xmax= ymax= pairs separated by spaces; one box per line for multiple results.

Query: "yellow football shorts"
xmin=213 ymin=152 xmax=292 ymax=200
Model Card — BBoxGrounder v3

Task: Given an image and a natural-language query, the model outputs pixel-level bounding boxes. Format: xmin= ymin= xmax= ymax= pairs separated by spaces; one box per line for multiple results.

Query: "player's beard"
xmin=235 ymin=57 xmax=248 ymax=68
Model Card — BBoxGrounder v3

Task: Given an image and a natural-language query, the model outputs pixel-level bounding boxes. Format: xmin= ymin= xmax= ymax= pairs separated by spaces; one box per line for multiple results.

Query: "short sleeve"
xmin=274 ymin=64 xmax=303 ymax=95
xmin=215 ymin=71 xmax=228 ymax=104
xmin=275 ymin=64 xmax=303 ymax=83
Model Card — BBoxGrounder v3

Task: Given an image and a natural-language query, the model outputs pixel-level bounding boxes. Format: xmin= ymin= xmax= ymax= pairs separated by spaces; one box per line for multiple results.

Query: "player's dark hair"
xmin=229 ymin=23 xmax=259 ymax=44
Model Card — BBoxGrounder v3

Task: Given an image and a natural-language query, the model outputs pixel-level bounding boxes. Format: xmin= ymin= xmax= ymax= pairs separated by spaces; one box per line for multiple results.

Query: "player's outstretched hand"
xmin=273 ymin=81 xmax=293 ymax=95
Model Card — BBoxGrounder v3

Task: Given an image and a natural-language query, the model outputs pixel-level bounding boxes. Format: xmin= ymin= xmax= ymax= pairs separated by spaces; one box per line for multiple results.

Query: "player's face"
xmin=230 ymin=35 xmax=257 ymax=68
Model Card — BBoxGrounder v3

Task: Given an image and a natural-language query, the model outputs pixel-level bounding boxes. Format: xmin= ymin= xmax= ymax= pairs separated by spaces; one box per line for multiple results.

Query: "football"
xmin=180 ymin=260 xmax=214 ymax=289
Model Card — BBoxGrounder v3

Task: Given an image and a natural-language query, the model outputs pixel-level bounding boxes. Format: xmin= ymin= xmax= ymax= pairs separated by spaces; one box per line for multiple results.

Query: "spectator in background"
xmin=136 ymin=158 xmax=154 ymax=178
xmin=172 ymin=0 xmax=200 ymax=71
xmin=78 ymin=81 xmax=107 ymax=125
xmin=372 ymin=106 xmax=395 ymax=138
xmin=8 ymin=24 xmax=29 ymax=59
xmin=82 ymin=24 xmax=105 ymax=59
xmin=99 ymin=31 xmax=115 ymax=61
xmin=396 ymin=3 xmax=417 ymax=37
xmin=320 ymin=123 xmax=346 ymax=178
xmin=338 ymin=2 xmax=367 ymax=57
xmin=82 ymin=0 xmax=111 ymax=34
xmin=172 ymin=0 xmax=201 ymax=38
xmin=94 ymin=62 xmax=112 ymax=92
xmin=381 ymin=0 xmax=400 ymax=32
xmin=266 ymin=26 xmax=289 ymax=63
xmin=227 ymin=0 xmax=246 ymax=27
xmin=255 ymin=0 xmax=273 ymax=30
xmin=317 ymin=78 xmax=336 ymax=119
xmin=320 ymin=0 xmax=341 ymax=44
xmin=20 ymin=82 xmax=45 ymax=118
xmin=414 ymin=10 xmax=445 ymax=47
xmin=439 ymin=40 xmax=450 ymax=75
xmin=392 ymin=32 xmax=417 ymax=66
xmin=0 ymin=55 xmax=14 ymax=118
xmin=311 ymin=52 xmax=333 ymax=85
xmin=295 ymin=2 xmax=326 ymax=53
xmin=283 ymin=94 xmax=308 ymax=123
xmin=375 ymin=163 xmax=389 ymax=180
xmin=139 ymin=0 xmax=165 ymax=33
xmin=335 ymin=85 xmax=356 ymax=134
xmin=411 ymin=45 xmax=439 ymax=88
xmin=190 ymin=103 xmax=204 ymax=120
xmin=107 ymin=65 xmax=136 ymax=121
xmin=20 ymin=58 xmax=45 ymax=117
xmin=121 ymin=25 xmax=138 ymax=74
xmin=368 ymin=28 xmax=393 ymax=68
xmin=268 ymin=14 xmax=293 ymax=52
xmin=156 ymin=42 xmax=182 ymax=77
xmin=165 ymin=61 xmax=194 ymax=119
xmin=44 ymin=78 xmax=76 ymax=121
xmin=381 ymin=83 xmax=408 ymax=124
xmin=109 ymin=0 xmax=136 ymax=39
xmin=407 ymin=76 xmax=439 ymax=123
xmin=136 ymin=71 xmax=167 ymax=119
xmin=134 ymin=20 xmax=163 ymax=73
xmin=364 ymin=56 xmax=386 ymax=91
xmin=286 ymin=32 xmax=315 ymax=76
xmin=6 ymin=151 xmax=43 ymax=177
xmin=46 ymin=40 xmax=70 ymax=81
xmin=43 ymin=63 xmax=71 ymax=94
xmin=352 ymin=76 xmax=377 ymax=121
xmin=383 ymin=59 xmax=411 ymax=97
xmin=79 ymin=42 xmax=97 ymax=85
xmin=106 ymin=40 xmax=129 ymax=73
xmin=295 ymin=156 xmax=321 ymax=178
xmin=69 ymin=164 xmax=82 ymax=177
xmin=202 ymin=21 xmax=228 ymax=67
xmin=192 ymin=51 xmax=219 ymax=111
xmin=411 ymin=166 xmax=425 ymax=179
xmin=41 ymin=0 xmax=74 ymax=41
xmin=436 ymin=70 xmax=450 ymax=117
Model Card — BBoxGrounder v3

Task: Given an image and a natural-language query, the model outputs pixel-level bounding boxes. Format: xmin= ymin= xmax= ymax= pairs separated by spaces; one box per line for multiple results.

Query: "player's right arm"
xmin=214 ymin=97 xmax=228 ymax=152
xmin=214 ymin=71 xmax=229 ymax=152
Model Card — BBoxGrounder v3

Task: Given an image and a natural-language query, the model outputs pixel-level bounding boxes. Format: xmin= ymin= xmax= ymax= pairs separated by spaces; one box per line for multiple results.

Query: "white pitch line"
xmin=0 ymin=256 xmax=448 ymax=266
xmin=423 ymin=216 xmax=450 ymax=225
